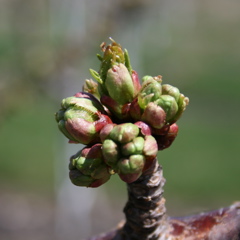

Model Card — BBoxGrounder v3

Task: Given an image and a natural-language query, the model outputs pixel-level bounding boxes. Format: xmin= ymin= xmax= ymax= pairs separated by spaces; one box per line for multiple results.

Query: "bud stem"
xmin=121 ymin=158 xmax=169 ymax=240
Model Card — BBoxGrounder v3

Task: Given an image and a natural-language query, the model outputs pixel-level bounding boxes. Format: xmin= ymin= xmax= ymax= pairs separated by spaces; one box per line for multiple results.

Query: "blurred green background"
xmin=0 ymin=0 xmax=240 ymax=239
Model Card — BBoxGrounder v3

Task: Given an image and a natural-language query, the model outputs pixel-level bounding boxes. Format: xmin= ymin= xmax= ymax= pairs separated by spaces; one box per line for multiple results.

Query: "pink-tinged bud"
xmin=105 ymin=63 xmax=135 ymax=105
xmin=101 ymin=123 xmax=158 ymax=183
xmin=55 ymin=93 xmax=112 ymax=145
xmin=69 ymin=144 xmax=111 ymax=188
xmin=138 ymin=75 xmax=162 ymax=109
xmin=117 ymin=155 xmax=145 ymax=183
xmin=99 ymin=123 xmax=116 ymax=142
xmin=142 ymin=135 xmax=158 ymax=171
xmin=143 ymin=135 xmax=158 ymax=161
xmin=130 ymin=101 xmax=167 ymax=130
xmin=102 ymin=139 xmax=119 ymax=170
xmin=130 ymin=78 xmax=189 ymax=130
xmin=171 ymin=94 xmax=189 ymax=123
xmin=88 ymin=39 xmax=142 ymax=121
xmin=108 ymin=123 xmax=139 ymax=144
xmin=141 ymin=102 xmax=166 ymax=129
xmin=155 ymin=95 xmax=178 ymax=122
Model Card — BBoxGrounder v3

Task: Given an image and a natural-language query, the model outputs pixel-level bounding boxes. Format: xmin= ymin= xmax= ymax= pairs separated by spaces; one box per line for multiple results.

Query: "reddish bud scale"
xmin=83 ymin=143 xmax=102 ymax=158
xmin=129 ymin=98 xmax=142 ymax=120
xmin=94 ymin=114 xmax=113 ymax=133
xmin=131 ymin=70 xmax=141 ymax=96
xmin=154 ymin=123 xmax=179 ymax=151
xmin=112 ymin=66 xmax=117 ymax=72
xmin=121 ymin=103 xmax=132 ymax=120
xmin=119 ymin=171 xmax=142 ymax=183
xmin=89 ymin=179 xmax=106 ymax=188
xmin=134 ymin=121 xmax=152 ymax=136
xmin=101 ymin=95 xmax=118 ymax=108
xmin=99 ymin=123 xmax=116 ymax=142
xmin=100 ymin=95 xmax=122 ymax=118
xmin=74 ymin=92 xmax=92 ymax=98
xmin=151 ymin=124 xmax=170 ymax=136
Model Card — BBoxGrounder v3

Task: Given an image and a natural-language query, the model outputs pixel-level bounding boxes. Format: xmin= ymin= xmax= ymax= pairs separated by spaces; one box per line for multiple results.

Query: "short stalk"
xmin=119 ymin=158 xmax=170 ymax=240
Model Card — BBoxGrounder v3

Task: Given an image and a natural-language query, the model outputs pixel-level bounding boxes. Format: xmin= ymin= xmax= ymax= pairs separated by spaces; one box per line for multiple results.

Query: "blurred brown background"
xmin=0 ymin=0 xmax=240 ymax=239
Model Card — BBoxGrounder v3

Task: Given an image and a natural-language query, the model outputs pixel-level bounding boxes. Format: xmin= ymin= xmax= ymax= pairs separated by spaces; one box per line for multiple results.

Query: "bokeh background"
xmin=0 ymin=0 xmax=240 ymax=239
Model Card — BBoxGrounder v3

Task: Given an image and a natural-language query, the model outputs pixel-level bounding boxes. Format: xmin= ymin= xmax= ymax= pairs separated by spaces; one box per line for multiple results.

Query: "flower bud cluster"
xmin=100 ymin=123 xmax=158 ymax=183
xmin=130 ymin=76 xmax=189 ymax=130
xmin=69 ymin=144 xmax=111 ymax=188
xmin=55 ymin=92 xmax=112 ymax=145
xmin=89 ymin=39 xmax=141 ymax=120
xmin=55 ymin=39 xmax=189 ymax=187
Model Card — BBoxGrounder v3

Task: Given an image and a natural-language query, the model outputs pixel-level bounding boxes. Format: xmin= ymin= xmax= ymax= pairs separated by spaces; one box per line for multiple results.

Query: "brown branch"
xmin=86 ymin=159 xmax=240 ymax=240
xmin=169 ymin=202 xmax=240 ymax=239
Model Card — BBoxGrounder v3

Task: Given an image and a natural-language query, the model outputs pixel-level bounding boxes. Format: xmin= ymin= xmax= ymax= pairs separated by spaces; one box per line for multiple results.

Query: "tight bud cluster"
xmin=100 ymin=123 xmax=157 ymax=183
xmin=55 ymin=39 xmax=189 ymax=187
xmin=69 ymin=144 xmax=111 ymax=188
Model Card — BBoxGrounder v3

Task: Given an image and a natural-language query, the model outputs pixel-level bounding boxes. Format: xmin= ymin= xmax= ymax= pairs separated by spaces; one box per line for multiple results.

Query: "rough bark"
xmin=86 ymin=159 xmax=240 ymax=240
xmin=120 ymin=158 xmax=169 ymax=240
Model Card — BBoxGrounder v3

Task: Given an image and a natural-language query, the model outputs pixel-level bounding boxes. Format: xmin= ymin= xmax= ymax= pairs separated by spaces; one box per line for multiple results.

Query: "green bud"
xmin=61 ymin=95 xmax=104 ymax=114
xmin=105 ymin=63 xmax=135 ymax=105
xmin=171 ymin=94 xmax=189 ymax=123
xmin=109 ymin=123 xmax=139 ymax=144
xmin=98 ymin=39 xmax=128 ymax=82
xmin=69 ymin=144 xmax=111 ymax=188
xmin=118 ymin=155 xmax=145 ymax=174
xmin=162 ymin=84 xmax=180 ymax=102
xmin=121 ymin=137 xmax=145 ymax=156
xmin=118 ymin=155 xmax=145 ymax=183
xmin=102 ymin=139 xmax=119 ymax=170
xmin=138 ymin=75 xmax=162 ymax=109
xmin=142 ymin=75 xmax=162 ymax=84
xmin=55 ymin=93 xmax=112 ymax=145
xmin=87 ymin=39 xmax=142 ymax=121
xmin=130 ymin=76 xmax=189 ymax=129
xmin=155 ymin=95 xmax=178 ymax=122
xmin=75 ymin=155 xmax=102 ymax=176
xmin=101 ymin=123 xmax=158 ymax=183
